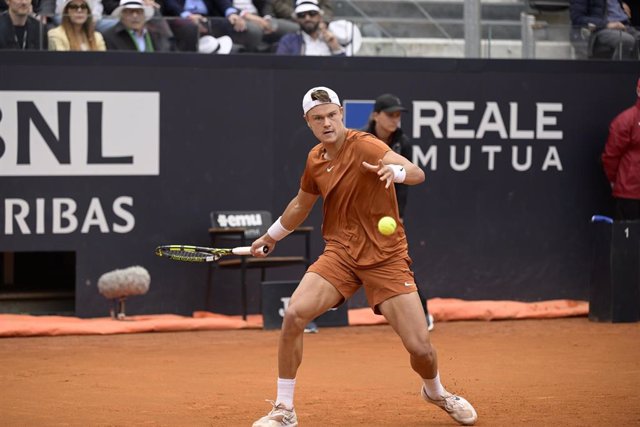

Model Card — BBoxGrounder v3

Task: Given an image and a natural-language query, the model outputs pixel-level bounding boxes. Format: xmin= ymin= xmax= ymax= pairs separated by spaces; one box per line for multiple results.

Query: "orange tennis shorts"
xmin=307 ymin=248 xmax=417 ymax=314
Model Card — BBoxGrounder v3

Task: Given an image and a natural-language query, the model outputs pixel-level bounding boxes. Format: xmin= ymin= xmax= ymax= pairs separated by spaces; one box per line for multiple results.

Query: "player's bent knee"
xmin=281 ymin=305 xmax=311 ymax=331
xmin=407 ymin=341 xmax=436 ymax=362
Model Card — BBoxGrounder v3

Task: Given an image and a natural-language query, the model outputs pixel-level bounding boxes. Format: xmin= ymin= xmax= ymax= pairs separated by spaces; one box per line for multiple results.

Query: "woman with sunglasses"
xmin=48 ymin=0 xmax=106 ymax=51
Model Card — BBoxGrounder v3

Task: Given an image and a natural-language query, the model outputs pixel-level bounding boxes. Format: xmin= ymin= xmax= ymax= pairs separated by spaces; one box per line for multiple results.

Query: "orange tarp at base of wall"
xmin=0 ymin=298 xmax=589 ymax=337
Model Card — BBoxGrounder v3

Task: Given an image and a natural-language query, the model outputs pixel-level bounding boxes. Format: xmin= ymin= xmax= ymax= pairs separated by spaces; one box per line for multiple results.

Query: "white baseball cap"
xmin=198 ymin=35 xmax=233 ymax=54
xmin=302 ymin=86 xmax=340 ymax=114
xmin=294 ymin=0 xmax=321 ymax=15
xmin=328 ymin=20 xmax=362 ymax=56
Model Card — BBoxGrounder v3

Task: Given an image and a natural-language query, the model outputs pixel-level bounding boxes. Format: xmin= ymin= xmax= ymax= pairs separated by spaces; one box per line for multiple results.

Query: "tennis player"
xmin=250 ymin=86 xmax=478 ymax=426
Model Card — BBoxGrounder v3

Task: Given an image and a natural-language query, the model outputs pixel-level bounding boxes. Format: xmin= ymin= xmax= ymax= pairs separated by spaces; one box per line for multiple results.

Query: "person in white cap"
xmin=103 ymin=0 xmax=172 ymax=51
xmin=52 ymin=0 xmax=106 ymax=31
xmin=275 ymin=0 xmax=345 ymax=55
xmin=250 ymin=87 xmax=478 ymax=427
xmin=48 ymin=0 xmax=106 ymax=50
xmin=272 ymin=0 xmax=333 ymax=24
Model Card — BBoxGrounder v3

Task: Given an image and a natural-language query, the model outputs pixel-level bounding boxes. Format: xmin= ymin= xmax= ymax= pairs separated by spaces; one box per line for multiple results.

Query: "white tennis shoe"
xmin=421 ymin=386 xmax=477 ymax=425
xmin=252 ymin=401 xmax=298 ymax=427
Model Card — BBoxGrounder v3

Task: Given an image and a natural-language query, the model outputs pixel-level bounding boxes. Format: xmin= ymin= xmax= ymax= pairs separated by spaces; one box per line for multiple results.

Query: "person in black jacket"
xmin=103 ymin=0 xmax=172 ymax=51
xmin=570 ymin=0 xmax=639 ymax=59
xmin=0 ymin=0 xmax=54 ymax=29
xmin=0 ymin=0 xmax=48 ymax=49
xmin=363 ymin=93 xmax=435 ymax=331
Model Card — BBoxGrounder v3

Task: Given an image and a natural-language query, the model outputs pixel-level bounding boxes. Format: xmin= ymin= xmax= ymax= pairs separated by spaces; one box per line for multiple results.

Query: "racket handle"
xmin=232 ymin=246 xmax=269 ymax=256
xmin=591 ymin=215 xmax=613 ymax=224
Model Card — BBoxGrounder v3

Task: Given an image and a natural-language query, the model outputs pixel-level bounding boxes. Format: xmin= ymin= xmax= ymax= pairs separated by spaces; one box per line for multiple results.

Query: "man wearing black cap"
xmin=364 ymin=93 xmax=434 ymax=331
xmin=364 ymin=94 xmax=411 ymax=217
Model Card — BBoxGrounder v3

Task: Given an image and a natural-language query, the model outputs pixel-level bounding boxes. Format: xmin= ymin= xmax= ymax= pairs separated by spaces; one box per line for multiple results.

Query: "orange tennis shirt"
xmin=300 ymin=129 xmax=409 ymax=267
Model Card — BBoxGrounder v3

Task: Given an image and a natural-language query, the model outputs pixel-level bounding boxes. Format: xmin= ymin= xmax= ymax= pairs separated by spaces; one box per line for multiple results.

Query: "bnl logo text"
xmin=0 ymin=91 xmax=159 ymax=176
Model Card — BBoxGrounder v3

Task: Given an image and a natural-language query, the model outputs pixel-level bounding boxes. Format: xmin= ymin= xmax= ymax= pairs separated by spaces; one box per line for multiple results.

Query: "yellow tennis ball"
xmin=378 ymin=216 xmax=397 ymax=236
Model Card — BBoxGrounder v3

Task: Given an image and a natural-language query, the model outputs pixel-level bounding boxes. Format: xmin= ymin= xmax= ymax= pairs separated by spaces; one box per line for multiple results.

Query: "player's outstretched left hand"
xmin=362 ymin=159 xmax=393 ymax=189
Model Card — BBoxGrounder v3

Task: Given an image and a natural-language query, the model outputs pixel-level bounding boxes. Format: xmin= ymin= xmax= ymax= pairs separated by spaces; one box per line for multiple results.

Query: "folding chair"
xmin=206 ymin=210 xmax=313 ymax=320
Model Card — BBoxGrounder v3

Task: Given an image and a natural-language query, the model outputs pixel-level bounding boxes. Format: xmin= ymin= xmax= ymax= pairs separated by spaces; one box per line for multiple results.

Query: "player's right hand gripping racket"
xmin=154 ymin=245 xmax=268 ymax=263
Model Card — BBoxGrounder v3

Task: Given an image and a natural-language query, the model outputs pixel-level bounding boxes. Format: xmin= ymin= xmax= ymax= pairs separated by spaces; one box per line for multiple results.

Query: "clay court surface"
xmin=1 ymin=318 xmax=640 ymax=426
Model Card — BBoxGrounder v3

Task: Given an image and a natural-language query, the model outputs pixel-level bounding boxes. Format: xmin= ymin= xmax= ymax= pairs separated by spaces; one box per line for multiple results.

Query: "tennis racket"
xmin=154 ymin=244 xmax=268 ymax=263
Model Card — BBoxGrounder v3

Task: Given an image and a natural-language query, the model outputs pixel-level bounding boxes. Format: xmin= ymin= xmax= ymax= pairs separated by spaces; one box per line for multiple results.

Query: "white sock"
xmin=276 ymin=377 xmax=296 ymax=408
xmin=423 ymin=372 xmax=446 ymax=400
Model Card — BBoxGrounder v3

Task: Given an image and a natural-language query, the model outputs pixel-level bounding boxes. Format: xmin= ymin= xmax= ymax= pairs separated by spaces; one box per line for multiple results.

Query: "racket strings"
xmin=155 ymin=246 xmax=233 ymax=262
xmin=160 ymin=249 xmax=211 ymax=261
xmin=169 ymin=250 xmax=214 ymax=261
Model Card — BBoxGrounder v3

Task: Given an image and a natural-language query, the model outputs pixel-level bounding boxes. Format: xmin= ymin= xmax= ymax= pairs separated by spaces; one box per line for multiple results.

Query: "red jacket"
xmin=602 ymin=98 xmax=640 ymax=200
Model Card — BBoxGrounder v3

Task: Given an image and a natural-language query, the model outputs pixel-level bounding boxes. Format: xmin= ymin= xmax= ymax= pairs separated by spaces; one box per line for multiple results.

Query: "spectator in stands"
xmin=105 ymin=0 xmax=201 ymax=51
xmin=1 ymin=0 xmax=56 ymax=30
xmin=161 ymin=0 xmax=266 ymax=52
xmin=48 ymin=0 xmax=105 ymax=50
xmin=602 ymin=77 xmax=640 ymax=220
xmin=271 ymin=0 xmax=332 ymax=24
xmin=52 ymin=0 xmax=113 ymax=32
xmin=103 ymin=0 xmax=172 ymax=51
xmin=570 ymin=0 xmax=640 ymax=59
xmin=231 ymin=0 xmax=298 ymax=52
xmin=363 ymin=93 xmax=434 ymax=331
xmin=276 ymin=0 xmax=344 ymax=55
xmin=0 ymin=0 xmax=48 ymax=49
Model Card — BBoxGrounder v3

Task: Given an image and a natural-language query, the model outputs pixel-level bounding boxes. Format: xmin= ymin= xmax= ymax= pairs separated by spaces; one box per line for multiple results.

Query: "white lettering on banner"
xmin=447 ymin=102 xmax=475 ymax=139
xmin=536 ymin=103 xmax=563 ymax=140
xmin=477 ymin=102 xmax=508 ymax=139
xmin=53 ymin=198 xmax=78 ymax=234
xmin=482 ymin=145 xmax=502 ymax=171
xmin=216 ymin=213 xmax=263 ymax=228
xmin=509 ymin=103 xmax=534 ymax=139
xmin=450 ymin=146 xmax=471 ymax=171
xmin=413 ymin=145 xmax=563 ymax=172
xmin=407 ymin=100 xmax=564 ymax=172
xmin=3 ymin=196 xmax=135 ymax=235
xmin=0 ymin=91 xmax=159 ymax=176
xmin=412 ymin=101 xmax=563 ymax=139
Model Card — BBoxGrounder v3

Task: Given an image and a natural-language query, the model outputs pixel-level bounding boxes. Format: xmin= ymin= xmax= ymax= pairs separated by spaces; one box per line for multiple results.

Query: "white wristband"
xmin=267 ymin=217 xmax=293 ymax=241
xmin=388 ymin=164 xmax=406 ymax=183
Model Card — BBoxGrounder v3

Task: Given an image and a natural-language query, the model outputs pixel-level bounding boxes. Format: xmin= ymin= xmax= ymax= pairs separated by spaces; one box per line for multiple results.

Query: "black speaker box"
xmin=589 ymin=221 xmax=640 ymax=322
